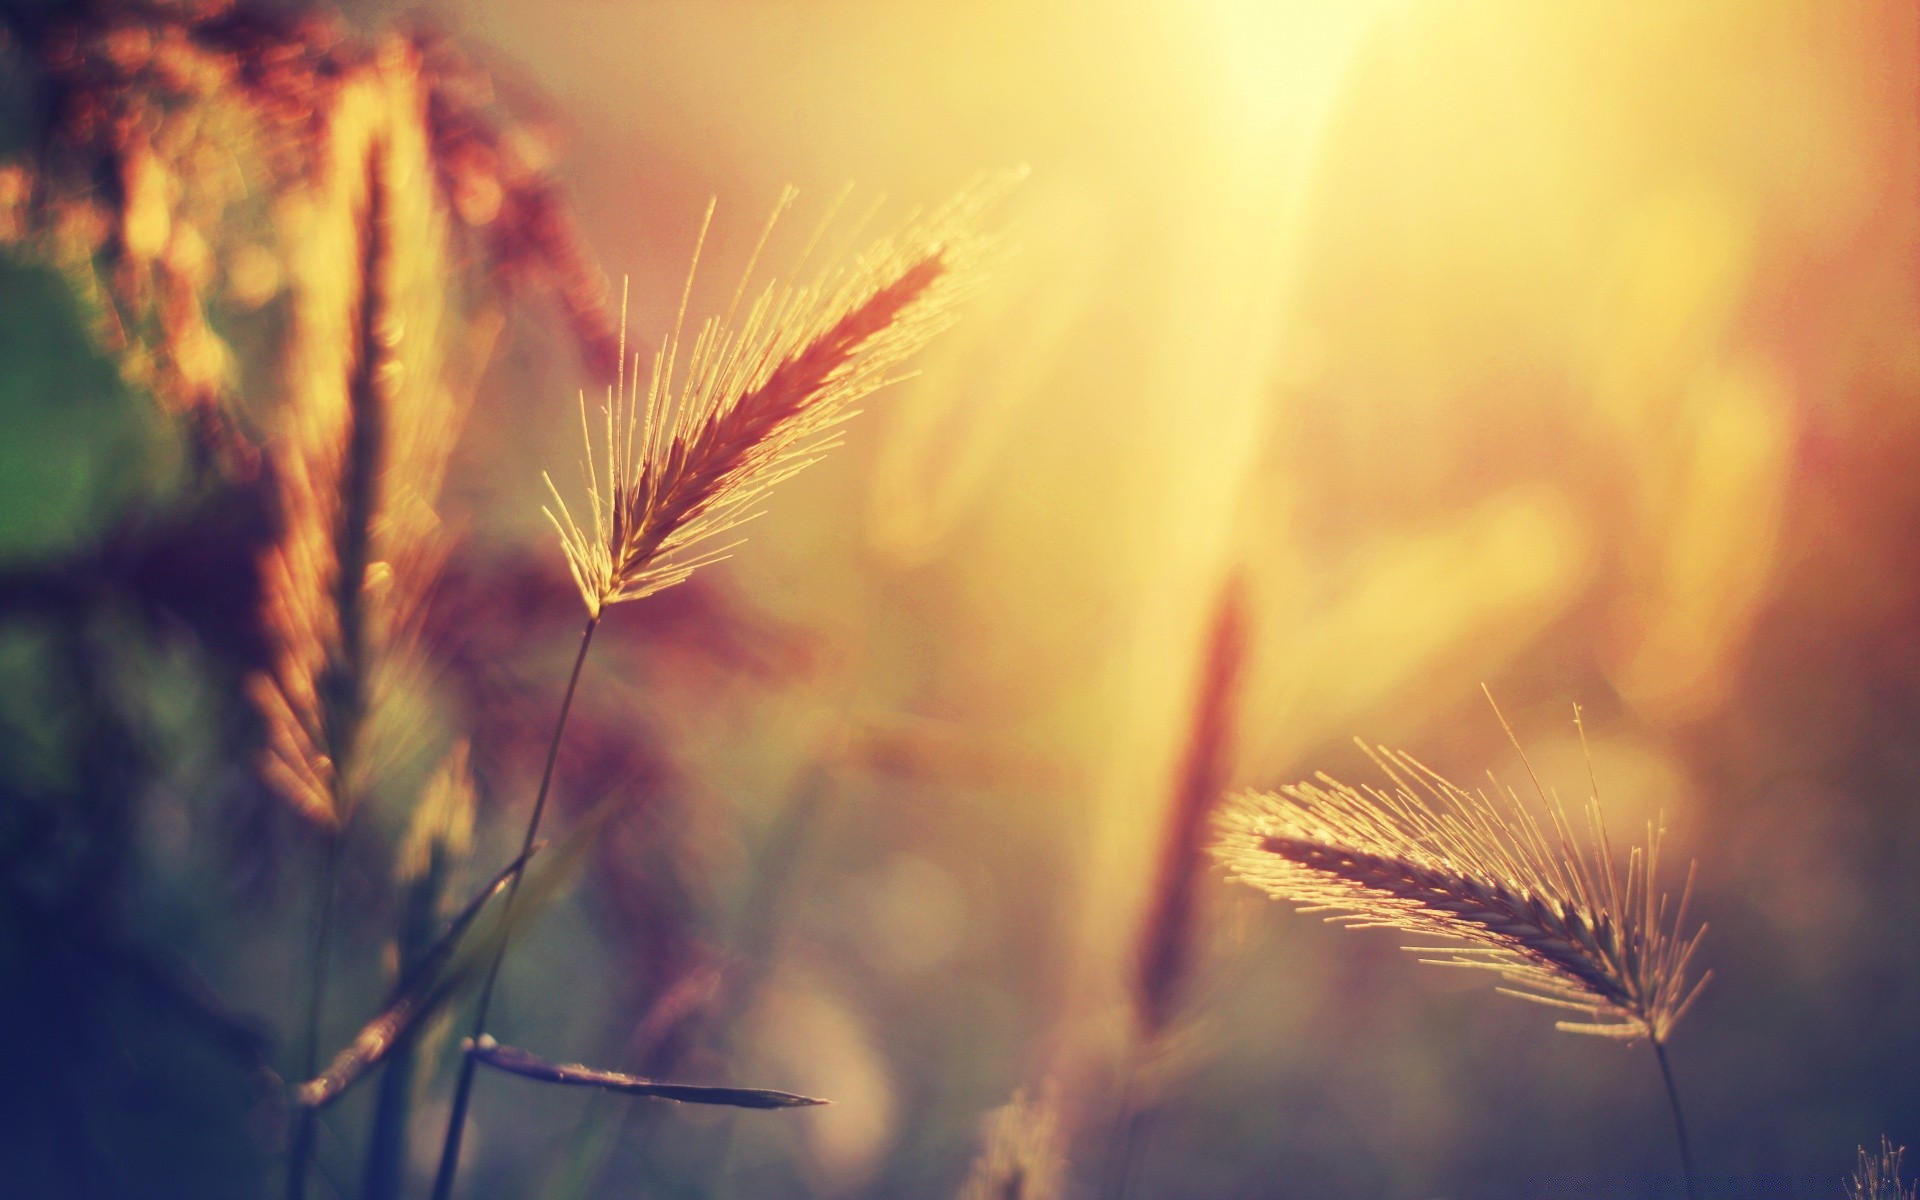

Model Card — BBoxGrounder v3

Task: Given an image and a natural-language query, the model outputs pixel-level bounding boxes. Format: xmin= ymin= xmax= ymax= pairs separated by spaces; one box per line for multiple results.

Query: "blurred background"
xmin=0 ymin=1 xmax=1915 ymax=1197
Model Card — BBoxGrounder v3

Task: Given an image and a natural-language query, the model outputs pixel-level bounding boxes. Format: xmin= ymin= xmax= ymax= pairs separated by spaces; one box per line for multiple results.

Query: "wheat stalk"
xmin=1853 ymin=1139 xmax=1919 ymax=1200
xmin=245 ymin=52 xmax=461 ymax=1200
xmin=1215 ymin=704 xmax=1711 ymax=1195
xmin=431 ymin=182 xmax=1006 ymax=1200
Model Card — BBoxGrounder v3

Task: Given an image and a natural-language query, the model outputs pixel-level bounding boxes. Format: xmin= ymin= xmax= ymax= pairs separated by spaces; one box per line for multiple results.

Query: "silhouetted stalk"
xmin=288 ymin=835 xmax=341 ymax=1200
xmin=1654 ymin=1039 xmax=1697 ymax=1200
xmin=1108 ymin=577 xmax=1247 ymax=1200
xmin=430 ymin=614 xmax=599 ymax=1200
xmin=361 ymin=829 xmax=455 ymax=1200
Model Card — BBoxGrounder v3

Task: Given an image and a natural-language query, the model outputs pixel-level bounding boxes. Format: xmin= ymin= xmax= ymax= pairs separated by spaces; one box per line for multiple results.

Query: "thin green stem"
xmin=1653 ymin=1038 xmax=1697 ymax=1200
xmin=288 ymin=833 xmax=341 ymax=1200
xmin=430 ymin=614 xmax=600 ymax=1200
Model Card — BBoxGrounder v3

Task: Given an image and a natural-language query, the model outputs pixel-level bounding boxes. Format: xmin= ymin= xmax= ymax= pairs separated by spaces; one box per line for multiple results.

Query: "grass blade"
xmin=468 ymin=1038 xmax=828 ymax=1109
xmin=296 ymin=843 xmax=538 ymax=1109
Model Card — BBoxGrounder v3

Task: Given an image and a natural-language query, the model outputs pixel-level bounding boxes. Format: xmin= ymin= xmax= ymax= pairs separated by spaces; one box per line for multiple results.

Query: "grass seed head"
xmin=250 ymin=53 xmax=459 ymax=828
xmin=1215 ymin=714 xmax=1709 ymax=1043
xmin=545 ymin=180 xmax=1010 ymax=617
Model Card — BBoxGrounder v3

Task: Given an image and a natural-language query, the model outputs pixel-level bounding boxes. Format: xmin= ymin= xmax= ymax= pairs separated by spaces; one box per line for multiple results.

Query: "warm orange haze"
xmin=0 ymin=2 xmax=1913 ymax=1198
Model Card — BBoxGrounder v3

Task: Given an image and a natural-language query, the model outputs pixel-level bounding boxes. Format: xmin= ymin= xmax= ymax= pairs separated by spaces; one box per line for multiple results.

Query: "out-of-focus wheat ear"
xmin=958 ymin=1086 xmax=1066 ymax=1200
xmin=251 ymin=131 xmax=393 ymax=829
xmin=1133 ymin=573 xmax=1248 ymax=1041
xmin=1851 ymin=1138 xmax=1920 ymax=1200
xmin=338 ymin=45 xmax=469 ymax=802
xmin=250 ymin=46 xmax=464 ymax=826
xmin=278 ymin=123 xmax=396 ymax=1200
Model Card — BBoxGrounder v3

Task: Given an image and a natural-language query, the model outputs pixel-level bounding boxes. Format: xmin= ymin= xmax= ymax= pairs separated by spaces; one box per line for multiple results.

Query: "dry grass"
xmin=430 ymin=181 xmax=1009 ymax=1200
xmin=248 ymin=53 xmax=459 ymax=828
xmin=1853 ymin=1139 xmax=1919 ymax=1200
xmin=1214 ymin=714 xmax=1708 ymax=1044
xmin=0 ymin=6 xmax=616 ymax=448
xmin=959 ymin=1088 xmax=1066 ymax=1200
xmin=545 ymin=185 xmax=1002 ymax=617
xmin=466 ymin=1036 xmax=828 ymax=1108
xmin=1133 ymin=573 xmax=1249 ymax=1040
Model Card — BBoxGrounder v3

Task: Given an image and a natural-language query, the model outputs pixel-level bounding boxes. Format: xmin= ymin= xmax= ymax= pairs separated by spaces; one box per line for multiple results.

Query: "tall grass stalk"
xmin=278 ymin=135 xmax=395 ymax=1199
xmin=1105 ymin=574 xmax=1248 ymax=1200
xmin=430 ymin=613 xmax=598 ymax=1200
xmin=429 ymin=187 xmax=989 ymax=1197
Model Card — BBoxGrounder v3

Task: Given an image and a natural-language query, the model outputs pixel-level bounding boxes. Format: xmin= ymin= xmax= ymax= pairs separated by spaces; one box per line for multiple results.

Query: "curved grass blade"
xmin=468 ymin=1037 xmax=828 ymax=1109
xmin=300 ymin=793 xmax=623 ymax=1108
xmin=296 ymin=844 xmax=540 ymax=1108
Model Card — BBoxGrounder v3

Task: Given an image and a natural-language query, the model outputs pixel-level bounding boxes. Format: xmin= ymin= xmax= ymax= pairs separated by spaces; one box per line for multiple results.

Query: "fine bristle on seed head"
xmin=1214 ymin=729 xmax=1709 ymax=1043
xmin=544 ymin=179 xmax=1011 ymax=617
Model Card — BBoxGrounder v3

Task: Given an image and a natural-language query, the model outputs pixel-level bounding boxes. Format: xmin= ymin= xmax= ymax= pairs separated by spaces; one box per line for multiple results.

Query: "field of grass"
xmin=0 ymin=3 xmax=1915 ymax=1198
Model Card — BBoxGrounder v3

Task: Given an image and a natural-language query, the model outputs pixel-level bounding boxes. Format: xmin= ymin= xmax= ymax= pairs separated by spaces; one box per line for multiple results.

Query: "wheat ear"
xmin=1216 ymin=707 xmax=1710 ymax=1194
xmin=249 ymin=53 xmax=457 ymax=832
xmin=1106 ymin=575 xmax=1248 ymax=1200
xmin=1215 ymin=737 xmax=1707 ymax=1041
xmin=544 ymin=182 xmax=999 ymax=617
xmin=1134 ymin=574 xmax=1249 ymax=1039
xmin=269 ymin=132 xmax=393 ymax=1200
xmin=431 ymin=183 xmax=1003 ymax=1200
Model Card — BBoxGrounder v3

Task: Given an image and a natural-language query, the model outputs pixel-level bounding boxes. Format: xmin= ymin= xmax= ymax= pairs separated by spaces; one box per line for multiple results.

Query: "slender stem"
xmin=360 ymin=838 xmax=449 ymax=1200
xmin=1101 ymin=1053 xmax=1151 ymax=1200
xmin=288 ymin=833 xmax=342 ymax=1200
xmin=430 ymin=614 xmax=600 ymax=1200
xmin=1653 ymin=1039 xmax=1697 ymax=1200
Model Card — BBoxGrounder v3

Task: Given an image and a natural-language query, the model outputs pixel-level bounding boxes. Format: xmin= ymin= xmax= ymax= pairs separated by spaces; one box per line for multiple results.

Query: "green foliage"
xmin=0 ymin=256 xmax=181 ymax=563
